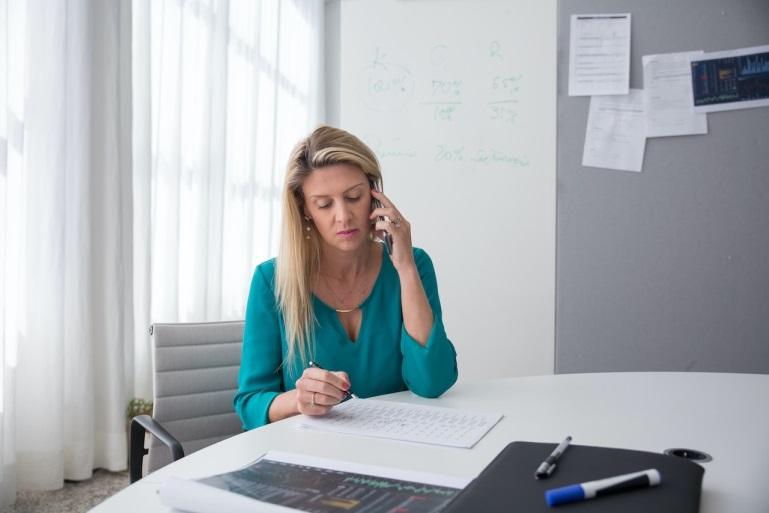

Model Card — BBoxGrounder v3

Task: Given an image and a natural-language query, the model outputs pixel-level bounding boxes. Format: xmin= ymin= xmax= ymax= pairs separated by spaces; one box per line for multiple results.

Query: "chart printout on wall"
xmin=340 ymin=0 xmax=557 ymax=379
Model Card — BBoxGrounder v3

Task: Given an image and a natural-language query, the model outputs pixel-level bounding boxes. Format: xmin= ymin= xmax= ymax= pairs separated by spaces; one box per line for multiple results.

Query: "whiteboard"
xmin=340 ymin=0 xmax=556 ymax=379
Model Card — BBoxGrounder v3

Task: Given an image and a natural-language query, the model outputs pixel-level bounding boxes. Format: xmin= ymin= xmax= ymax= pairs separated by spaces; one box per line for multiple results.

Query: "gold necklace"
xmin=320 ymin=272 xmax=364 ymax=313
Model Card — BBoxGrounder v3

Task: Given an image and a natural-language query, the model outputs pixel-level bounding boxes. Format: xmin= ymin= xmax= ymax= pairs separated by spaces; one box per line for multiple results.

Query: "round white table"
xmin=90 ymin=372 xmax=769 ymax=513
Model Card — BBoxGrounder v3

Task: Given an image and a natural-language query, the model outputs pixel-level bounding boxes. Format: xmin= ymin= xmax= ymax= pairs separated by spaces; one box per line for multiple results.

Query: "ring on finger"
xmin=390 ymin=215 xmax=402 ymax=228
xmin=311 ymin=392 xmax=316 ymax=407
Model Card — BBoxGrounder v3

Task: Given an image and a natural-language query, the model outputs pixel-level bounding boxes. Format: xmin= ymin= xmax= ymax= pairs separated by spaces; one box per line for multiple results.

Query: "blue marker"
xmin=545 ymin=468 xmax=661 ymax=507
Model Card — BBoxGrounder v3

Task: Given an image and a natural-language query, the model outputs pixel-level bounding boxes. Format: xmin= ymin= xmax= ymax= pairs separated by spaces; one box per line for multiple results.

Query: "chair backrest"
xmin=148 ymin=320 xmax=245 ymax=473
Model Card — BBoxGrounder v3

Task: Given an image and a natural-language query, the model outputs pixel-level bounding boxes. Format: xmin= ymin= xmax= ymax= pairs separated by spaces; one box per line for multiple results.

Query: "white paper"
xmin=643 ymin=51 xmax=708 ymax=137
xmin=691 ymin=45 xmax=769 ymax=113
xmin=160 ymin=477 xmax=286 ymax=513
xmin=298 ymin=399 xmax=503 ymax=448
xmin=582 ymin=89 xmax=647 ymax=172
xmin=569 ymin=13 xmax=631 ymax=96
xmin=159 ymin=451 xmax=471 ymax=513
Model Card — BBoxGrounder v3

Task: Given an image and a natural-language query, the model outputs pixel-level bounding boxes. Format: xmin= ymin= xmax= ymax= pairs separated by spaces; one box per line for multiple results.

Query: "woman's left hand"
xmin=370 ymin=189 xmax=415 ymax=273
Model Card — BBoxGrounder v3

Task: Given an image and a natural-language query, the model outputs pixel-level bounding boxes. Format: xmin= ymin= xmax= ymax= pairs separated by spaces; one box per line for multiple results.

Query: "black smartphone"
xmin=369 ymin=179 xmax=393 ymax=255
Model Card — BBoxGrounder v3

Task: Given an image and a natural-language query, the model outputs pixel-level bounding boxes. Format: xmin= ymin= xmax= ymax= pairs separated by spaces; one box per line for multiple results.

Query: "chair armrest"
xmin=129 ymin=414 xmax=185 ymax=483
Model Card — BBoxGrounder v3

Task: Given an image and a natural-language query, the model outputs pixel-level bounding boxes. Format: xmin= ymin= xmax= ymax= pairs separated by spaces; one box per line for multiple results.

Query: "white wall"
xmin=325 ymin=0 xmax=557 ymax=381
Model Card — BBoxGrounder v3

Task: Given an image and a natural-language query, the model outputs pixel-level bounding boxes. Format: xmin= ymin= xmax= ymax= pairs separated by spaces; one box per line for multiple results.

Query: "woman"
xmin=234 ymin=126 xmax=457 ymax=430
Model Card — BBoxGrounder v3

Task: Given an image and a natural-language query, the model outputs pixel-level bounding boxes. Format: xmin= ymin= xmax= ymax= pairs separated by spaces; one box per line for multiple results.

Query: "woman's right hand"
xmin=294 ymin=367 xmax=351 ymax=416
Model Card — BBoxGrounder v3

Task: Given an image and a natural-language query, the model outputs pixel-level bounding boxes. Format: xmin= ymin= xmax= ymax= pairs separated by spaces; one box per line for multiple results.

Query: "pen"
xmin=535 ymin=436 xmax=572 ymax=479
xmin=545 ymin=468 xmax=661 ymax=507
xmin=307 ymin=361 xmax=359 ymax=400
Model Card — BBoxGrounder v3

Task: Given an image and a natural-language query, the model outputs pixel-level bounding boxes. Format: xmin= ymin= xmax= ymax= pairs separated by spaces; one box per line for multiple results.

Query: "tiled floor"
xmin=2 ymin=470 xmax=129 ymax=513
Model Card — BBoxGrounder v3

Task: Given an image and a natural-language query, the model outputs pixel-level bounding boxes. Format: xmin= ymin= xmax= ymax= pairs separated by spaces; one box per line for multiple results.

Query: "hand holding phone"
xmin=370 ymin=180 xmax=393 ymax=255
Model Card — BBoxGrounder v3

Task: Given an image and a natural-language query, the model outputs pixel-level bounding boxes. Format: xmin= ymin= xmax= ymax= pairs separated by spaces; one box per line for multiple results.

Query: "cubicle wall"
xmin=556 ymin=0 xmax=769 ymax=373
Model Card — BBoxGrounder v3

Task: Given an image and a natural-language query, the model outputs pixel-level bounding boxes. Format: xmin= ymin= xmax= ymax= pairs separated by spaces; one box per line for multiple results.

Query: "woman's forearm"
xmin=399 ymin=264 xmax=434 ymax=345
xmin=267 ymin=390 xmax=299 ymax=423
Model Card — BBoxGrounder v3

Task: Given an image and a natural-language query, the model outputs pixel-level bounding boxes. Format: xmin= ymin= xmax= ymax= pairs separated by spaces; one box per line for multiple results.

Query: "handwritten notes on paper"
xmin=298 ymin=399 xmax=503 ymax=449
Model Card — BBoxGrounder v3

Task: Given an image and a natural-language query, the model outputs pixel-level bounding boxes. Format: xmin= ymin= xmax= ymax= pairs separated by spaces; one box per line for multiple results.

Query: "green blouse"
xmin=234 ymin=246 xmax=458 ymax=430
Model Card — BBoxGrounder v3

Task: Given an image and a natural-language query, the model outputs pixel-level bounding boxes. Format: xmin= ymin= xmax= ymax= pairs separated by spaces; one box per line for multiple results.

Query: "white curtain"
xmin=0 ymin=0 xmax=133 ymax=506
xmin=0 ymin=0 xmax=323 ymax=504
xmin=132 ymin=0 xmax=325 ymax=398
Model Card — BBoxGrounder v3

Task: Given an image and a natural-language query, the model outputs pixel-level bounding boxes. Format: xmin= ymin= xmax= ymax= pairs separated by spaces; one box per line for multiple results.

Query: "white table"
xmin=91 ymin=372 xmax=769 ymax=513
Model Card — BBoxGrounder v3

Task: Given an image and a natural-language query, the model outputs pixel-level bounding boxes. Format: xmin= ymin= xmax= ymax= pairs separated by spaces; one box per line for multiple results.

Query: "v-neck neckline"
xmin=313 ymin=243 xmax=389 ymax=343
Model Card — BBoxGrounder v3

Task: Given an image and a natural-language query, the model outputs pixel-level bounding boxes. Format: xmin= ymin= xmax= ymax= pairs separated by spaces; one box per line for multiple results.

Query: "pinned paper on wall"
xmin=582 ymin=89 xmax=647 ymax=172
xmin=643 ymin=51 xmax=708 ymax=137
xmin=569 ymin=13 xmax=631 ymax=96
xmin=690 ymin=45 xmax=769 ymax=113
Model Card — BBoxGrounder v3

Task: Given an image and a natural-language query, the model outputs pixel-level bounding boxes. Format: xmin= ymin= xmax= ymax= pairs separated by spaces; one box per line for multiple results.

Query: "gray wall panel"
xmin=556 ymin=0 xmax=769 ymax=373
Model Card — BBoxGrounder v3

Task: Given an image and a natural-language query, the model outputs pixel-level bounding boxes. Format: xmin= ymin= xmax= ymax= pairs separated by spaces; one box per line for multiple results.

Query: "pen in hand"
xmin=308 ymin=361 xmax=359 ymax=400
xmin=535 ymin=436 xmax=572 ymax=479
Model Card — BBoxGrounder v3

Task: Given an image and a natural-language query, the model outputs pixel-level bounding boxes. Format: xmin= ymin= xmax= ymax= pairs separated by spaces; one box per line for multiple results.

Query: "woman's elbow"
xmin=408 ymin=365 xmax=458 ymax=398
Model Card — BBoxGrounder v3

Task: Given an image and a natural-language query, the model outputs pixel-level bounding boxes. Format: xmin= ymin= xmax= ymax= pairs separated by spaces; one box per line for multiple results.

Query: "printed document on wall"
xmin=569 ymin=13 xmax=631 ymax=96
xmin=690 ymin=45 xmax=769 ymax=113
xmin=643 ymin=51 xmax=708 ymax=137
xmin=582 ymin=89 xmax=646 ymax=172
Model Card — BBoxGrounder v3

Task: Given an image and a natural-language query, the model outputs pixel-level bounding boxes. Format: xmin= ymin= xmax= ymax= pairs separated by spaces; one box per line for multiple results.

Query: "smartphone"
xmin=369 ymin=179 xmax=393 ymax=255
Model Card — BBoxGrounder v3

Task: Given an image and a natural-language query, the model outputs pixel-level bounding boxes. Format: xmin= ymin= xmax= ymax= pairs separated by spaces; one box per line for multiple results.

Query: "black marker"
xmin=308 ymin=361 xmax=359 ymax=400
xmin=535 ymin=436 xmax=572 ymax=479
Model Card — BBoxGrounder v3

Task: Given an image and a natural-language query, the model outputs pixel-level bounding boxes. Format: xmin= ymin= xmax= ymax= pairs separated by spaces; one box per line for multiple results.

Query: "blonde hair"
xmin=276 ymin=126 xmax=382 ymax=369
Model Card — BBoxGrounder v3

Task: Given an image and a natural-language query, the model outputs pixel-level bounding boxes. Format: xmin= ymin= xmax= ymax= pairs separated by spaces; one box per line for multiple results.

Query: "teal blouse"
xmin=234 ymin=246 xmax=458 ymax=430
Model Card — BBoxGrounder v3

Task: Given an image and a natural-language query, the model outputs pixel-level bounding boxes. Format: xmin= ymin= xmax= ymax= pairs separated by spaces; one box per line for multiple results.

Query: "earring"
xmin=304 ymin=216 xmax=312 ymax=239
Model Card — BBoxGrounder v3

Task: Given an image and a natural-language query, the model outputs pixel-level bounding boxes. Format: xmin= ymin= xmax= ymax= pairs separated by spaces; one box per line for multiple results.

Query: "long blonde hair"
xmin=276 ymin=126 xmax=382 ymax=368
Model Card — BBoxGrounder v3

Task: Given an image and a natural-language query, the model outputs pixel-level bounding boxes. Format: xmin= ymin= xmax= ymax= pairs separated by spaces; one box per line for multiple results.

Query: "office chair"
xmin=129 ymin=320 xmax=245 ymax=483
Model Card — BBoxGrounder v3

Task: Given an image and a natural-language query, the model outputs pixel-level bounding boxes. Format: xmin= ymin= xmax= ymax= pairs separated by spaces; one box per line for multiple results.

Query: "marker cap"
xmin=536 ymin=463 xmax=556 ymax=478
xmin=545 ymin=484 xmax=585 ymax=507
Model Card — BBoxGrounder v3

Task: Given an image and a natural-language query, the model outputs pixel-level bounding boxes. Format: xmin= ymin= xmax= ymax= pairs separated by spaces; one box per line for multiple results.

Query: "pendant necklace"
xmin=320 ymin=272 xmax=363 ymax=313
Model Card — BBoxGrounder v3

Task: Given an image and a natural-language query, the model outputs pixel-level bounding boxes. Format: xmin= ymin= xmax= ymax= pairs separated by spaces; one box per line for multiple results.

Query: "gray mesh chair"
xmin=129 ymin=320 xmax=245 ymax=482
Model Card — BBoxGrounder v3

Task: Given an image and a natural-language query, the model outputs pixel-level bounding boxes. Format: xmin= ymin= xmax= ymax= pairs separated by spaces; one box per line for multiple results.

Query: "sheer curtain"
xmin=0 ymin=0 xmax=323 ymax=503
xmin=0 ymin=0 xmax=133 ymax=506
xmin=132 ymin=0 xmax=325 ymax=398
